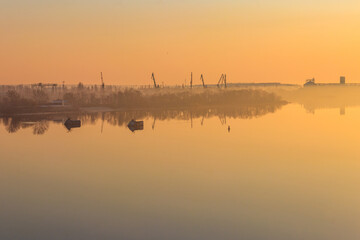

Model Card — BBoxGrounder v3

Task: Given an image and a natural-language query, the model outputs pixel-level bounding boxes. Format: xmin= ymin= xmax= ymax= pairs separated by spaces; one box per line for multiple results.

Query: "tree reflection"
xmin=32 ymin=121 xmax=49 ymax=135
xmin=5 ymin=118 xmax=21 ymax=133
xmin=0 ymin=102 xmax=286 ymax=134
xmin=2 ymin=117 xmax=50 ymax=135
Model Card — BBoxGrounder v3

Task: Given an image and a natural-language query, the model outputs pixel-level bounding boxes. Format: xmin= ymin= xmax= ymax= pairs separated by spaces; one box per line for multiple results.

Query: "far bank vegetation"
xmin=0 ymin=85 xmax=286 ymax=114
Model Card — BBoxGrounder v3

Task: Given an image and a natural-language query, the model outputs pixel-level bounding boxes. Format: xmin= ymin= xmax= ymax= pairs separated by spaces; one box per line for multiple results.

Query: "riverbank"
xmin=0 ymin=88 xmax=287 ymax=116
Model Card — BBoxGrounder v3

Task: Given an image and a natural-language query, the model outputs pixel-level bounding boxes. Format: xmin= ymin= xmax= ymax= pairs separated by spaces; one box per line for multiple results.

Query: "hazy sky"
xmin=1 ymin=0 xmax=360 ymax=85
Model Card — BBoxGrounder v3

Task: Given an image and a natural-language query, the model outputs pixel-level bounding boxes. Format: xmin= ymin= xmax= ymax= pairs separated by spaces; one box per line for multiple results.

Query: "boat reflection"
xmin=64 ymin=118 xmax=81 ymax=131
xmin=127 ymin=119 xmax=144 ymax=132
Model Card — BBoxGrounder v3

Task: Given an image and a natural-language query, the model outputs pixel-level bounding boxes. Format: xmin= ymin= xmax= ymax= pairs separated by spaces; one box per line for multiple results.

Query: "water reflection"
xmin=303 ymin=103 xmax=350 ymax=115
xmin=2 ymin=103 xmax=360 ymax=240
xmin=278 ymin=86 xmax=360 ymax=114
xmin=0 ymin=103 xmax=285 ymax=134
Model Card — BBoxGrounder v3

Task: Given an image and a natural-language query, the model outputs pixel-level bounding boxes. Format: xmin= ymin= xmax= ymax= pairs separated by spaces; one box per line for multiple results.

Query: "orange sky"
xmin=1 ymin=0 xmax=360 ymax=85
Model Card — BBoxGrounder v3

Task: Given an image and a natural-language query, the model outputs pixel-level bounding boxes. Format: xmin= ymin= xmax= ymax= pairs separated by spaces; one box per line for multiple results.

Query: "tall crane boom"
xmin=151 ymin=73 xmax=159 ymax=88
xmin=200 ymin=74 xmax=207 ymax=88
xmin=217 ymin=74 xmax=224 ymax=88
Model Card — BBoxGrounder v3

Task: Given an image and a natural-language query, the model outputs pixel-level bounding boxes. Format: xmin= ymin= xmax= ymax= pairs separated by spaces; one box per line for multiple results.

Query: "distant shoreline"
xmin=0 ymin=101 xmax=288 ymax=117
xmin=0 ymin=88 xmax=286 ymax=116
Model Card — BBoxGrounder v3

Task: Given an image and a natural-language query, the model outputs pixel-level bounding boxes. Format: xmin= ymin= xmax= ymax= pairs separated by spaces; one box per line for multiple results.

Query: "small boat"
xmin=128 ymin=119 xmax=144 ymax=132
xmin=64 ymin=118 xmax=81 ymax=130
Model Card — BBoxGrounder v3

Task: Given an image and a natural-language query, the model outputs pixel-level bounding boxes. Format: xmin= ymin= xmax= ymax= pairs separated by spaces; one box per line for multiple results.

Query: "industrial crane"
xmin=217 ymin=74 xmax=224 ymax=88
xmin=100 ymin=72 xmax=105 ymax=89
xmin=151 ymin=73 xmax=159 ymax=88
xmin=200 ymin=74 xmax=207 ymax=88
xmin=217 ymin=74 xmax=227 ymax=88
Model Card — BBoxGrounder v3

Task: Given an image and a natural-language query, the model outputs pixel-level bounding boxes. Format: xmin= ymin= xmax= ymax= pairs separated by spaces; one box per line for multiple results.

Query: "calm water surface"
xmin=1 ymin=104 xmax=360 ymax=240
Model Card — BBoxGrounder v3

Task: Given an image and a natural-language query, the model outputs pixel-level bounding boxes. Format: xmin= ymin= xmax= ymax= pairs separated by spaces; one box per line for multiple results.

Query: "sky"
xmin=1 ymin=0 xmax=360 ymax=85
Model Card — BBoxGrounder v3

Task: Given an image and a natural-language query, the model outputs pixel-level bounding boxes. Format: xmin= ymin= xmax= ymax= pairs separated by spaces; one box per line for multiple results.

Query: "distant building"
xmin=340 ymin=76 xmax=346 ymax=84
xmin=304 ymin=78 xmax=316 ymax=87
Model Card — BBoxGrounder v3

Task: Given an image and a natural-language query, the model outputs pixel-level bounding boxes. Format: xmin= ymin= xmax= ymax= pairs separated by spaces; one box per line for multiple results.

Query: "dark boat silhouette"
xmin=64 ymin=118 xmax=81 ymax=130
xmin=128 ymin=119 xmax=144 ymax=132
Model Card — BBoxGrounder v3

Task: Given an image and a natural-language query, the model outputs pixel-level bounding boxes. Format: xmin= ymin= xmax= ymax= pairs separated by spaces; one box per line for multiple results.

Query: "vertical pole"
xmin=190 ymin=72 xmax=193 ymax=88
xmin=191 ymin=112 xmax=193 ymax=128
xmin=101 ymin=72 xmax=105 ymax=89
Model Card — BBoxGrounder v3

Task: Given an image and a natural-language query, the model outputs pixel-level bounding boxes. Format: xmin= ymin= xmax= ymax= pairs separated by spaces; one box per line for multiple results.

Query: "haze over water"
xmin=1 ymin=103 xmax=360 ymax=239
